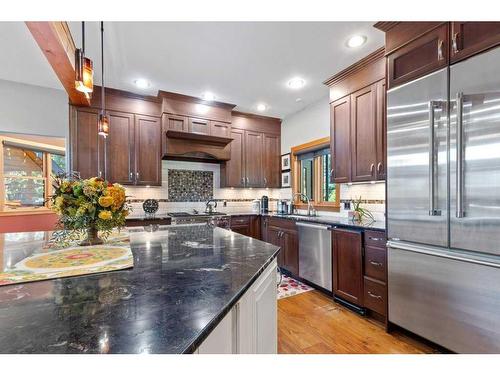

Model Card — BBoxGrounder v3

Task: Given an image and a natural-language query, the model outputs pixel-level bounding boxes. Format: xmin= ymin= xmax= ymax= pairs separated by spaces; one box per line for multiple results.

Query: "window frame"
xmin=0 ymin=136 xmax=65 ymax=216
xmin=291 ymin=137 xmax=340 ymax=212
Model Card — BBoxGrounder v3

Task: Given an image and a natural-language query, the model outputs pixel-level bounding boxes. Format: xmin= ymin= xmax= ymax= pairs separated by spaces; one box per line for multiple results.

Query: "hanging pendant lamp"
xmin=75 ymin=22 xmax=94 ymax=95
xmin=98 ymin=21 xmax=109 ymax=137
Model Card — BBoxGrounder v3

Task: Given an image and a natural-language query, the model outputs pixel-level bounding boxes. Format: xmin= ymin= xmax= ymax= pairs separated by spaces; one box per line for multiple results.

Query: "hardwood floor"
xmin=278 ymin=290 xmax=440 ymax=354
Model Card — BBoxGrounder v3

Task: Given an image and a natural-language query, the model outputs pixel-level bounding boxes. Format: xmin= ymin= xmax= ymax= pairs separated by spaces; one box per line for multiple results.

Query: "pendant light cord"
xmin=101 ymin=21 xmax=105 ymax=113
xmin=81 ymin=22 xmax=85 ymax=54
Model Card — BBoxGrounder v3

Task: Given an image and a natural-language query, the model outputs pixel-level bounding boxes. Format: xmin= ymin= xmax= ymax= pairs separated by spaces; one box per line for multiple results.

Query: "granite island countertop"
xmin=0 ymin=225 xmax=280 ymax=354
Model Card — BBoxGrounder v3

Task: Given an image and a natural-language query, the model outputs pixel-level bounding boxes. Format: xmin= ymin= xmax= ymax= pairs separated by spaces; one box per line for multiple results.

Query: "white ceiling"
xmin=0 ymin=22 xmax=62 ymax=90
xmin=1 ymin=22 xmax=384 ymax=119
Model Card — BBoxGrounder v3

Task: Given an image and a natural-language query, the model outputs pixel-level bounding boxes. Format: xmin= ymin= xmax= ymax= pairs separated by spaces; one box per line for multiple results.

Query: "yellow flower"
xmin=108 ymin=185 xmax=126 ymax=211
xmin=98 ymin=196 xmax=114 ymax=208
xmin=98 ymin=210 xmax=112 ymax=220
xmin=55 ymin=196 xmax=64 ymax=208
xmin=122 ymin=210 xmax=130 ymax=217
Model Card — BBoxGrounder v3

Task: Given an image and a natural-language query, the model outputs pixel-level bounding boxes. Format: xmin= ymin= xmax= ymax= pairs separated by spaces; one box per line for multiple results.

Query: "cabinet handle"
xmin=241 ymin=177 xmax=245 ymax=186
xmin=368 ymin=291 xmax=382 ymax=300
xmin=263 ymin=177 xmax=267 ymax=186
xmin=370 ymin=163 xmax=375 ymax=175
xmin=98 ymin=171 xmax=102 ymax=178
xmin=369 ymin=260 xmax=383 ymax=267
xmin=136 ymin=172 xmax=140 ymax=180
xmin=437 ymin=39 xmax=444 ymax=61
xmin=368 ymin=236 xmax=383 ymax=241
xmin=377 ymin=162 xmax=383 ymax=173
xmin=246 ymin=177 xmax=249 ymax=185
xmin=452 ymin=32 xmax=460 ymax=53
xmin=129 ymin=172 xmax=133 ymax=180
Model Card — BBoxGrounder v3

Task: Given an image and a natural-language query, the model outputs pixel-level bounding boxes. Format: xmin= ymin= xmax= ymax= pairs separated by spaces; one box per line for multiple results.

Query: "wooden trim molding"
xmin=323 ymin=47 xmax=386 ymax=86
xmin=373 ymin=22 xmax=400 ymax=32
xmin=158 ymin=90 xmax=237 ymax=111
xmin=25 ymin=21 xmax=90 ymax=106
xmin=290 ymin=137 xmax=340 ymax=212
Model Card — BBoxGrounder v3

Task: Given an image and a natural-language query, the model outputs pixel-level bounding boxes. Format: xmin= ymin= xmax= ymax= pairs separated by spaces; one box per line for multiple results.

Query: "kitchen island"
xmin=0 ymin=225 xmax=280 ymax=354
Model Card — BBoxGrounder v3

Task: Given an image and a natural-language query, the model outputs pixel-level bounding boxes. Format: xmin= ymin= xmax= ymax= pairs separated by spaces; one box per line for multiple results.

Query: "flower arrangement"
xmin=50 ymin=173 xmax=131 ymax=246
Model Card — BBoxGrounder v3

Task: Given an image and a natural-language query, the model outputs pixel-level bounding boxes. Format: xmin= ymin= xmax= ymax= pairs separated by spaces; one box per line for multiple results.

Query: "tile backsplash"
xmin=167 ymin=169 xmax=213 ymax=202
xmin=125 ymin=160 xmax=386 ymax=221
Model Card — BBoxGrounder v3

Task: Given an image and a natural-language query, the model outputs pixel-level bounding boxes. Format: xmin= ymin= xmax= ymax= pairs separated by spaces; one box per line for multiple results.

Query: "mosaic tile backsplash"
xmin=168 ymin=169 xmax=213 ymax=202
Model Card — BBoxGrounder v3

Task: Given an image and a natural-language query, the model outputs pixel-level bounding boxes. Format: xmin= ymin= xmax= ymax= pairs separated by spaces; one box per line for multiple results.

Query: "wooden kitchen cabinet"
xmin=330 ymin=96 xmax=351 ymax=183
xmin=263 ymin=133 xmax=281 ymax=188
xmin=106 ymin=111 xmax=135 ymax=185
xmin=326 ymin=48 xmax=385 ymax=183
xmin=69 ymin=107 xmax=104 ymax=179
xmin=332 ymin=228 xmax=363 ymax=306
xmin=209 ymin=121 xmax=231 ymax=137
xmin=221 ymin=128 xmax=245 ymax=187
xmin=450 ymin=22 xmax=500 ymax=63
xmin=263 ymin=217 xmax=299 ymax=276
xmin=188 ymin=117 xmax=210 ymax=135
xmin=350 ymin=84 xmax=377 ymax=182
xmin=244 ymin=131 xmax=263 ymax=187
xmin=387 ymin=23 xmax=448 ymax=89
xmin=134 ymin=115 xmax=162 ymax=186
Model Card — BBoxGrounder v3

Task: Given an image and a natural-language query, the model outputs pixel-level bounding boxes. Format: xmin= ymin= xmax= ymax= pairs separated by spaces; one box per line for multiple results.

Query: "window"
xmin=0 ymin=136 xmax=66 ymax=213
xmin=291 ymin=137 xmax=340 ymax=211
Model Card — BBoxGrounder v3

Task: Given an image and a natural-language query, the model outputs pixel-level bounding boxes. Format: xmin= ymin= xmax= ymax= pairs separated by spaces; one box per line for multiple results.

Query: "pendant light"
xmin=98 ymin=21 xmax=109 ymax=137
xmin=75 ymin=22 xmax=94 ymax=95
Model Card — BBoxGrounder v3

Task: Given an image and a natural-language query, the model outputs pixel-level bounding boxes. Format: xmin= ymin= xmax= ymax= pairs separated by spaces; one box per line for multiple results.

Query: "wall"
xmin=126 ymin=160 xmax=282 ymax=218
xmin=280 ymin=96 xmax=386 ymax=221
xmin=0 ymin=79 xmax=68 ymax=233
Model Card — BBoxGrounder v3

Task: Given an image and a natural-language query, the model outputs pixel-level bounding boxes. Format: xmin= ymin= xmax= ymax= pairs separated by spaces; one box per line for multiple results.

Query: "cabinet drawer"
xmin=364 ymin=246 xmax=387 ymax=281
xmin=363 ymin=277 xmax=386 ymax=316
xmin=364 ymin=230 xmax=387 ymax=247
xmin=231 ymin=216 xmax=250 ymax=225
xmin=268 ymin=217 xmax=296 ymax=231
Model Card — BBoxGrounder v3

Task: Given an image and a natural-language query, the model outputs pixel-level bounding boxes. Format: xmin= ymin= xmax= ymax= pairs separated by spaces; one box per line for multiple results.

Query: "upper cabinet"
xmin=69 ymin=87 xmax=162 ymax=185
xmin=221 ymin=112 xmax=281 ymax=188
xmin=324 ymin=48 xmax=386 ymax=183
xmin=375 ymin=22 xmax=500 ymax=89
xmin=450 ymin=22 xmax=500 ymax=63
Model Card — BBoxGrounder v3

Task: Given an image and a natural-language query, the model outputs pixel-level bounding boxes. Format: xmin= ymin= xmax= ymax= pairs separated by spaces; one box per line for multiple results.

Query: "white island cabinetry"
xmin=196 ymin=258 xmax=278 ymax=354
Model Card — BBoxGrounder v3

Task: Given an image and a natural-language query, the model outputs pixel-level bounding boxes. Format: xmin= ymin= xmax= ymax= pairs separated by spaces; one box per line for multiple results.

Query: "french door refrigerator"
xmin=387 ymin=46 xmax=500 ymax=353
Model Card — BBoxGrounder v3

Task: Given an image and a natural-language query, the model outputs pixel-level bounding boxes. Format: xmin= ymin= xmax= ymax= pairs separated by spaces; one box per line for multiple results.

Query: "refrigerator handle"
xmin=456 ymin=92 xmax=465 ymax=218
xmin=428 ymin=101 xmax=441 ymax=216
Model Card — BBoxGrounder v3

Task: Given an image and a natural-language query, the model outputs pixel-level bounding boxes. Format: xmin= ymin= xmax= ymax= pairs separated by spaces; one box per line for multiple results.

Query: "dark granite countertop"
xmin=0 ymin=225 xmax=279 ymax=354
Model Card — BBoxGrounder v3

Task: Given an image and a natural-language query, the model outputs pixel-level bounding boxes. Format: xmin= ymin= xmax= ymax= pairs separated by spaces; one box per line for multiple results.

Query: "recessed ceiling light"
xmin=257 ymin=103 xmax=267 ymax=112
xmin=134 ymin=79 xmax=150 ymax=89
xmin=201 ymin=91 xmax=216 ymax=101
xmin=295 ymin=98 xmax=302 ymax=103
xmin=346 ymin=35 xmax=367 ymax=48
xmin=287 ymin=77 xmax=306 ymax=90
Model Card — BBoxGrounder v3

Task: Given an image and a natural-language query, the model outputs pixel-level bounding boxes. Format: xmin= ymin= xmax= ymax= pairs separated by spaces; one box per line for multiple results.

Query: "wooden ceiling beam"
xmin=25 ymin=21 xmax=90 ymax=106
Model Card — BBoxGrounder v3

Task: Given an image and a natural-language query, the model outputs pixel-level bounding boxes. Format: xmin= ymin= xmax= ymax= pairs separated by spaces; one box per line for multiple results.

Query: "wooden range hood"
xmin=163 ymin=130 xmax=233 ymax=161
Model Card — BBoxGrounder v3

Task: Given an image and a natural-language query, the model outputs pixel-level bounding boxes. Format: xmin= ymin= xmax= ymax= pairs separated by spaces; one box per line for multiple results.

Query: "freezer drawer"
xmin=388 ymin=242 xmax=500 ymax=353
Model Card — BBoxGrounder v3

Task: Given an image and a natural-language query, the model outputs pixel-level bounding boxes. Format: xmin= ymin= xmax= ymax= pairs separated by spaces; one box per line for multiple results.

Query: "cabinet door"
xmin=222 ymin=128 xmax=245 ymax=187
xmin=351 ymin=85 xmax=377 ymax=182
xmin=244 ymin=131 xmax=263 ymax=187
xmin=375 ymin=79 xmax=386 ymax=180
xmin=210 ymin=121 xmax=231 ymax=137
xmin=387 ymin=23 xmax=448 ymax=89
xmin=263 ymin=133 xmax=280 ymax=188
xmin=330 ymin=96 xmax=351 ymax=183
xmin=135 ymin=115 xmax=162 ymax=186
xmin=282 ymin=229 xmax=299 ymax=276
xmin=189 ymin=117 xmax=210 ymax=135
xmin=267 ymin=227 xmax=284 ymax=267
xmin=198 ymin=310 xmax=234 ymax=354
xmin=332 ymin=228 xmax=363 ymax=306
xmin=451 ymin=22 xmax=500 ymax=63
xmin=163 ymin=114 xmax=188 ymax=132
xmin=106 ymin=111 xmax=135 ymax=185
xmin=70 ymin=107 xmax=104 ymax=179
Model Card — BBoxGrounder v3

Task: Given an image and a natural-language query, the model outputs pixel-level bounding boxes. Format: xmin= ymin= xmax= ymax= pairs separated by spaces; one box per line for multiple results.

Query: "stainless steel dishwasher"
xmin=297 ymin=222 xmax=332 ymax=291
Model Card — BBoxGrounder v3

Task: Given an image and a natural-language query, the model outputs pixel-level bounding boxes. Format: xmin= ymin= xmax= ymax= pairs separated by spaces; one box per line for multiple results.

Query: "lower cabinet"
xmin=332 ymin=228 xmax=364 ymax=306
xmin=230 ymin=215 xmax=260 ymax=239
xmin=196 ymin=259 xmax=278 ymax=354
xmin=262 ymin=217 xmax=299 ymax=276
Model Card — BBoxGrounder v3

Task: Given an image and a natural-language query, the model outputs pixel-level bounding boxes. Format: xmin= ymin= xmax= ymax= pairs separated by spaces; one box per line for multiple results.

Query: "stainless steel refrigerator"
xmin=387 ymin=46 xmax=500 ymax=353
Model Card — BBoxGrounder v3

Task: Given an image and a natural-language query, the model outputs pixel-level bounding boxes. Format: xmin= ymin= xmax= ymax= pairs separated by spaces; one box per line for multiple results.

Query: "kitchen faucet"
xmin=205 ymin=199 xmax=218 ymax=214
xmin=292 ymin=193 xmax=316 ymax=216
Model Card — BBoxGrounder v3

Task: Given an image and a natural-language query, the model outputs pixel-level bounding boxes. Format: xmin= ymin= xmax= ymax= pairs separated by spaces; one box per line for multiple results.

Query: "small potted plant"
xmin=349 ymin=196 xmax=374 ymax=222
xmin=50 ymin=173 xmax=131 ymax=246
